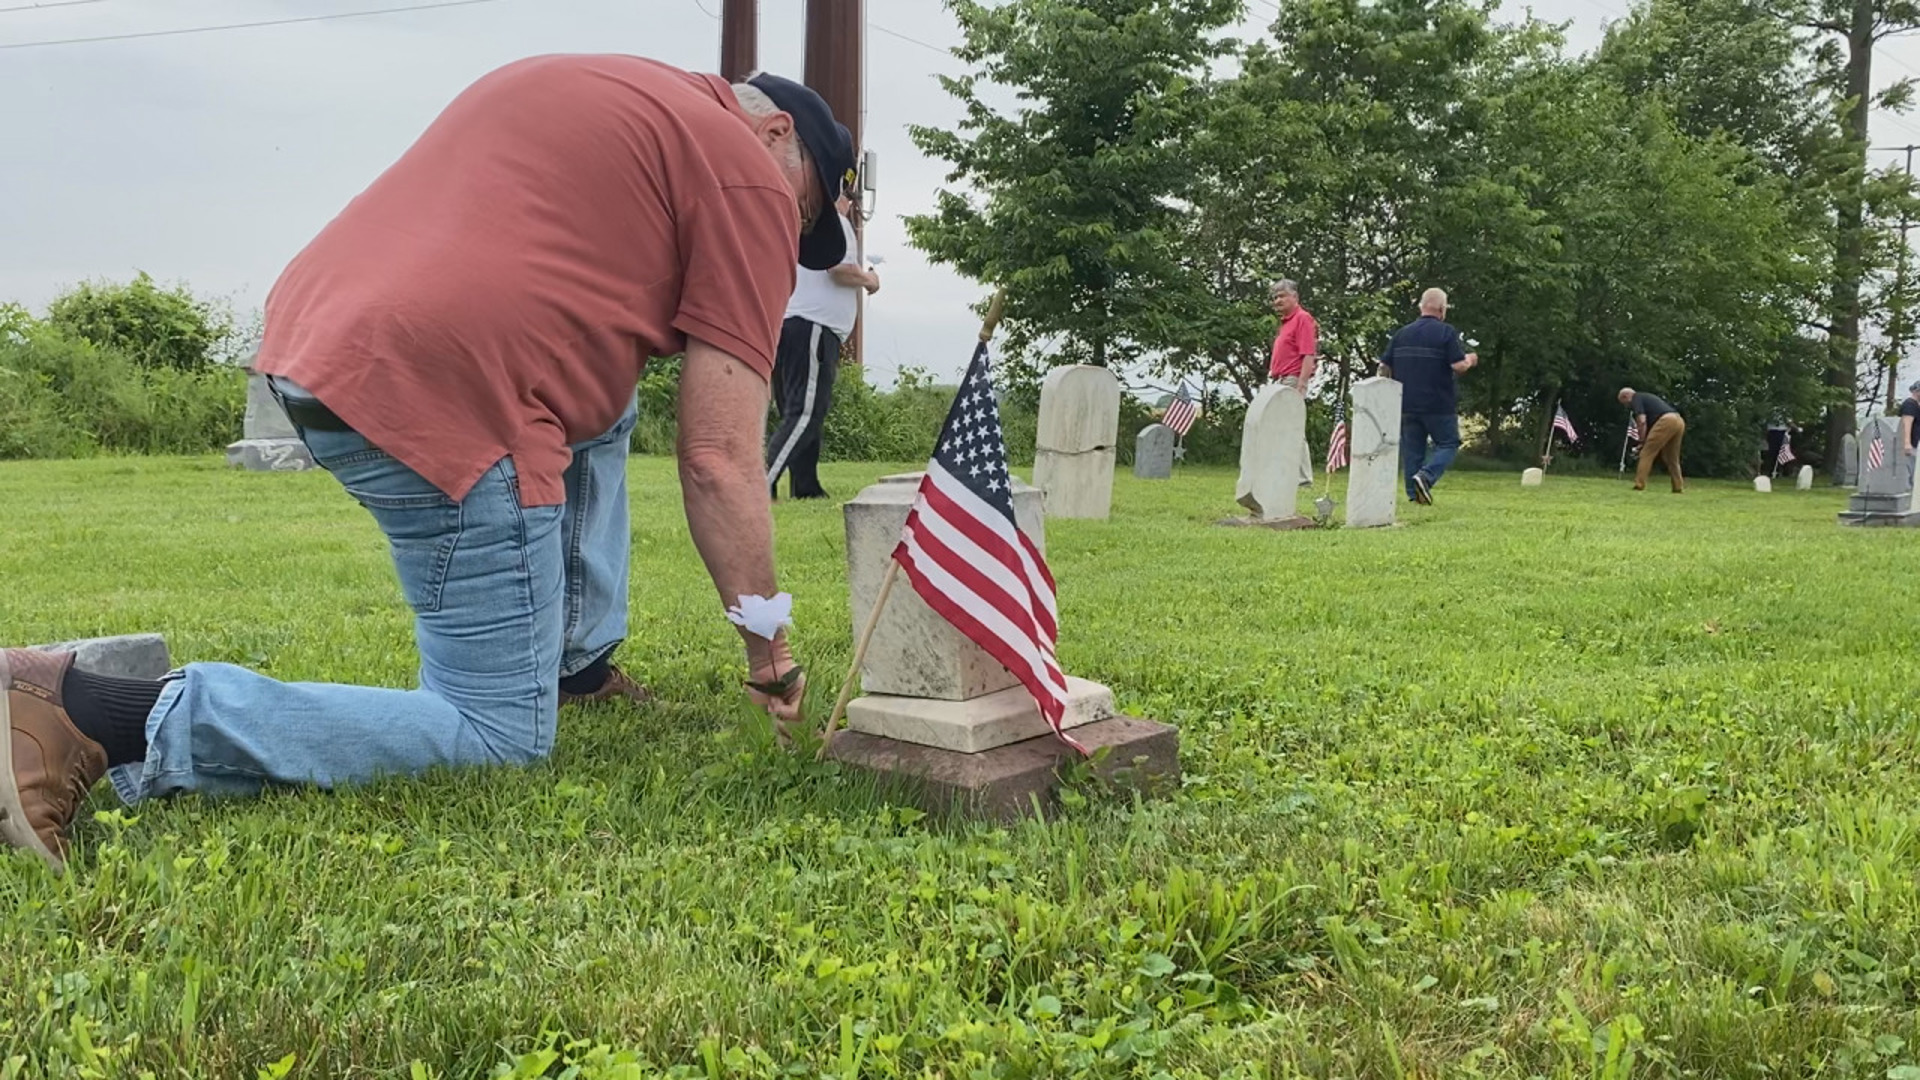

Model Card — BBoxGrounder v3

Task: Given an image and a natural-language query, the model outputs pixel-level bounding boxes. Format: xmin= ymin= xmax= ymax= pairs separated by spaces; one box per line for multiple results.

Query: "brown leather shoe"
xmin=1 ymin=649 xmax=107 ymax=870
xmin=558 ymin=663 xmax=652 ymax=707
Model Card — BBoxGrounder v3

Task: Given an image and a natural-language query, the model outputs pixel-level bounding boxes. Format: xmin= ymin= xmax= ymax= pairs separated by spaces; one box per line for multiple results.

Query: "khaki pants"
xmin=1277 ymin=376 xmax=1315 ymax=485
xmin=1635 ymin=413 xmax=1685 ymax=492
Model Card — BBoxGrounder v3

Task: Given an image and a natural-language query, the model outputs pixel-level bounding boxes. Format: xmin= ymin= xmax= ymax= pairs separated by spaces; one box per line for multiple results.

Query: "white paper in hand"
xmin=726 ymin=592 xmax=794 ymax=640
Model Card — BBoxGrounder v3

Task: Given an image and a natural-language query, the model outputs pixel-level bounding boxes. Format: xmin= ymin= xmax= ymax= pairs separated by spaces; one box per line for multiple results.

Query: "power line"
xmin=0 ymin=0 xmax=513 ymax=50
xmin=871 ymin=21 xmax=957 ymax=60
xmin=0 ymin=0 xmax=110 ymax=13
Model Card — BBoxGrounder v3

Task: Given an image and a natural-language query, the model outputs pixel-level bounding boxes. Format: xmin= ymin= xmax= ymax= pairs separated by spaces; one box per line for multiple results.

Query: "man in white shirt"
xmin=766 ymin=194 xmax=880 ymax=499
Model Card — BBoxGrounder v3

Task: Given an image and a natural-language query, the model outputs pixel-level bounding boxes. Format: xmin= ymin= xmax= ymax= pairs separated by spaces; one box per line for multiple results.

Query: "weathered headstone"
xmin=1133 ymin=423 xmax=1175 ymax=480
xmin=1840 ymin=433 xmax=1859 ymax=486
xmin=226 ymin=372 xmax=315 ymax=471
xmin=1233 ymin=383 xmax=1309 ymax=523
xmin=824 ymin=474 xmax=1179 ymax=820
xmin=1838 ymin=417 xmax=1920 ymax=526
xmin=1753 ymin=475 xmax=1772 ymax=493
xmin=1796 ymin=464 xmax=1814 ymax=491
xmin=29 ymin=634 xmax=171 ymax=679
xmin=1032 ymin=365 xmax=1119 ymax=519
xmin=1520 ymin=468 xmax=1544 ymax=487
xmin=1344 ymin=377 xmax=1401 ymax=528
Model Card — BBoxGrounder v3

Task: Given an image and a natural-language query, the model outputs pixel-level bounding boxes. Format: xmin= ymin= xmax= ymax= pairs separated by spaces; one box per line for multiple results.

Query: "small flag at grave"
xmin=1625 ymin=418 xmax=1640 ymax=445
xmin=1552 ymin=404 xmax=1578 ymax=443
xmin=1776 ymin=431 xmax=1794 ymax=467
xmin=890 ymin=338 xmax=1083 ymax=754
xmin=1868 ymin=432 xmax=1885 ymax=471
xmin=1325 ymin=398 xmax=1350 ymax=473
xmin=1162 ymin=382 xmax=1198 ymax=438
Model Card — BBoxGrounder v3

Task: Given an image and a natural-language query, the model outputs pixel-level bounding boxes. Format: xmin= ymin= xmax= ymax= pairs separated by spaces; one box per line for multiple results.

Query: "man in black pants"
xmin=766 ymin=193 xmax=878 ymax=498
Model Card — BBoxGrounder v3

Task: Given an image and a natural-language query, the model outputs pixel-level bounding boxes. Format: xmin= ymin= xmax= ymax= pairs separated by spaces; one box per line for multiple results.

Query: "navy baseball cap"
xmin=747 ymin=72 xmax=856 ymax=270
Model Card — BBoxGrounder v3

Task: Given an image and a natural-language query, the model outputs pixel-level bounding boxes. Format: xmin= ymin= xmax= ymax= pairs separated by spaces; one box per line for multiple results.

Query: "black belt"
xmin=276 ymin=394 xmax=354 ymax=433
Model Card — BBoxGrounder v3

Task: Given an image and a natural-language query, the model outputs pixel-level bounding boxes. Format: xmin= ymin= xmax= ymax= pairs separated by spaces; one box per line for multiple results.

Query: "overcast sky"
xmin=6 ymin=0 xmax=1920 ymax=390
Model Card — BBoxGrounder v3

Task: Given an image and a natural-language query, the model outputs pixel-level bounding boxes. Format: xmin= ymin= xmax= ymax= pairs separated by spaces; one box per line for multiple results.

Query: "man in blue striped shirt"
xmin=1378 ymin=288 xmax=1478 ymax=505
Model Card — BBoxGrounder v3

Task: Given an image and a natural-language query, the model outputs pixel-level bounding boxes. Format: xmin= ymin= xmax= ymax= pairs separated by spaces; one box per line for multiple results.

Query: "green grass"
xmin=3 ymin=454 xmax=1919 ymax=1079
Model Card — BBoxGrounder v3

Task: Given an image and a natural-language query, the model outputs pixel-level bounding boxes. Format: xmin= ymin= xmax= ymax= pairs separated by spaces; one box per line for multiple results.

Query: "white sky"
xmin=4 ymin=0 xmax=1920 ymax=390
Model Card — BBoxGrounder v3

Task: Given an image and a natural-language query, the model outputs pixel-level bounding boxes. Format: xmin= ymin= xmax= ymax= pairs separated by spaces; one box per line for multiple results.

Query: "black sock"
xmin=61 ymin=668 xmax=163 ymax=767
xmin=558 ymin=655 xmax=610 ymax=696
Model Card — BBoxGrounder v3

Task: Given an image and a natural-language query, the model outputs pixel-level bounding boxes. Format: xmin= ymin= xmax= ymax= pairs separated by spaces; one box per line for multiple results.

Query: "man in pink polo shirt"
xmin=1268 ymin=279 xmax=1319 ymax=485
xmin=2 ymin=55 xmax=855 ymax=869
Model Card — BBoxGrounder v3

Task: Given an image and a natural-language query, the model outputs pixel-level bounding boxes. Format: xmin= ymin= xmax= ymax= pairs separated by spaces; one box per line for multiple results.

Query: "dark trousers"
xmin=1401 ymin=411 xmax=1461 ymax=497
xmin=766 ymin=315 xmax=841 ymax=498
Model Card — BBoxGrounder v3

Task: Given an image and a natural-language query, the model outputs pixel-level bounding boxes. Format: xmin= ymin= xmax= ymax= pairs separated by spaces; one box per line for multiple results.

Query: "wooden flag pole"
xmin=815 ymin=289 xmax=1008 ymax=759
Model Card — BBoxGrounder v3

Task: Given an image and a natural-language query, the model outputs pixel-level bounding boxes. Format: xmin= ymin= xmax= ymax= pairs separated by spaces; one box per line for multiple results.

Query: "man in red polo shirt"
xmin=2 ymin=55 xmax=855 ymax=869
xmin=1268 ymin=279 xmax=1319 ymax=485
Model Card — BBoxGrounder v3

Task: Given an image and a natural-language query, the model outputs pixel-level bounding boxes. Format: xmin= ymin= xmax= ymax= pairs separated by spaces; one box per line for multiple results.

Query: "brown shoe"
xmin=1 ymin=649 xmax=108 ymax=870
xmin=558 ymin=663 xmax=652 ymax=707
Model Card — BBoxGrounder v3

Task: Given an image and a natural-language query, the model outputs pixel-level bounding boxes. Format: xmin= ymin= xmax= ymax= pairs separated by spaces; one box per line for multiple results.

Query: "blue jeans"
xmin=1402 ymin=412 xmax=1460 ymax=497
xmin=106 ymin=397 xmax=638 ymax=805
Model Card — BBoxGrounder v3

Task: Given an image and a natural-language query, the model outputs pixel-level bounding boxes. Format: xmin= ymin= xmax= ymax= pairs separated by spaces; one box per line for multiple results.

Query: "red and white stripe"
xmin=892 ymin=462 xmax=1080 ymax=751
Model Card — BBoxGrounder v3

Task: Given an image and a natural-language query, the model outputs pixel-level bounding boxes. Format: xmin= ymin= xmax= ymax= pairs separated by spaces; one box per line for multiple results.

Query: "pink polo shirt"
xmin=1269 ymin=308 xmax=1319 ymax=379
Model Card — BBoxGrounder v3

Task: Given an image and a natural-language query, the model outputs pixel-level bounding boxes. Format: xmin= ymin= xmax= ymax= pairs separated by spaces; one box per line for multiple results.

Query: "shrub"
xmin=44 ymin=272 xmax=243 ymax=373
xmin=0 ymin=324 xmax=244 ymax=459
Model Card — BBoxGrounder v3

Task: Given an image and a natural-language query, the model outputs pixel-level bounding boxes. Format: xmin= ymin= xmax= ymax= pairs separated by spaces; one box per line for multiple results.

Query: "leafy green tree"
xmin=45 ymin=272 xmax=241 ymax=373
xmin=904 ymin=0 xmax=1239 ymax=376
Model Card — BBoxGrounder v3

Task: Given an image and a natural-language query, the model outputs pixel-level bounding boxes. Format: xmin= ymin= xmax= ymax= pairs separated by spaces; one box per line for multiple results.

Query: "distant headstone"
xmin=1344 ymin=377 xmax=1401 ymax=528
xmin=1838 ymin=416 xmax=1920 ymax=526
xmin=1796 ymin=464 xmax=1813 ymax=491
xmin=1753 ymin=475 xmax=1771 ymax=493
xmin=1032 ymin=365 xmax=1119 ymax=519
xmin=1133 ymin=423 xmax=1175 ymax=480
xmin=226 ymin=372 xmax=314 ymax=471
xmin=1233 ymin=383 xmax=1309 ymax=523
xmin=1840 ymin=433 xmax=1859 ymax=486
xmin=1520 ymin=468 xmax=1544 ymax=487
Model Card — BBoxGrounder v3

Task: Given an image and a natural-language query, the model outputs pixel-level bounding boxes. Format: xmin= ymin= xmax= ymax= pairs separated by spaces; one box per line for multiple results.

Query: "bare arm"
xmin=828 ymin=264 xmax=880 ymax=293
xmin=676 ymin=337 xmax=802 ymax=717
xmin=1451 ymin=353 xmax=1478 ymax=374
xmin=1904 ymin=415 xmax=1914 ymax=451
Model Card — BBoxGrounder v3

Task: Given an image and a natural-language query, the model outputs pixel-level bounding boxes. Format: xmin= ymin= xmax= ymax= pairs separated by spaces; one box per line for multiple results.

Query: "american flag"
xmin=891 ymin=341 xmax=1082 ymax=754
xmin=1776 ymin=431 xmax=1794 ymax=467
xmin=1868 ymin=432 xmax=1885 ymax=471
xmin=1162 ymin=382 xmax=1198 ymax=437
xmin=1552 ymin=404 xmax=1578 ymax=443
xmin=1325 ymin=398 xmax=1350 ymax=472
xmin=1626 ymin=417 xmax=1641 ymax=445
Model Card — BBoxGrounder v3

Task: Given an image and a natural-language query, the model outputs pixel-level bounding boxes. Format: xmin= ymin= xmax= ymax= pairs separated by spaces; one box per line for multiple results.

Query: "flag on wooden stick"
xmin=1163 ymin=382 xmax=1198 ymax=437
xmin=1552 ymin=405 xmax=1578 ymax=443
xmin=890 ymin=340 xmax=1083 ymax=753
xmin=1325 ymin=398 xmax=1350 ymax=473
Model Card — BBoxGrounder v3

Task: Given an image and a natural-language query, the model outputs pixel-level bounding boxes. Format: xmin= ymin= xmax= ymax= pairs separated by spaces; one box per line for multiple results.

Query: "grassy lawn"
xmin=2 ymin=454 xmax=1918 ymax=1079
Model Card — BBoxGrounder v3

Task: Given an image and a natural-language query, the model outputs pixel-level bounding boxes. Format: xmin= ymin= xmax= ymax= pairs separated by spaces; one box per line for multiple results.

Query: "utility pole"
xmin=1891 ymin=144 xmax=1916 ymax=412
xmin=719 ymin=0 xmax=756 ymax=82
xmin=805 ymin=0 xmax=866 ymax=365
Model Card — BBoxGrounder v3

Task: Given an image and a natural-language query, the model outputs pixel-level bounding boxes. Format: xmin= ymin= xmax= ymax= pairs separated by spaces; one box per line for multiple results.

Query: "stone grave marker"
xmin=1231 ymin=383 xmax=1309 ymax=524
xmin=1032 ymin=365 xmax=1119 ymax=518
xmin=30 ymin=634 xmax=171 ymax=679
xmin=824 ymin=474 xmax=1179 ymax=820
xmin=1840 ymin=433 xmax=1859 ymax=486
xmin=1753 ymin=476 xmax=1772 ymax=493
xmin=1796 ymin=465 xmax=1814 ymax=491
xmin=1520 ymin=468 xmax=1544 ymax=487
xmin=1133 ymin=423 xmax=1175 ymax=480
xmin=1838 ymin=416 xmax=1920 ymax=526
xmin=1344 ymin=376 xmax=1401 ymax=528
xmin=226 ymin=372 xmax=315 ymax=472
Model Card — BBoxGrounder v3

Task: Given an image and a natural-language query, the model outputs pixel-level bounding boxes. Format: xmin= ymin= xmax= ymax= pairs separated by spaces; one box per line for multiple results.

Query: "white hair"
xmin=730 ymin=77 xmax=807 ymax=176
xmin=1270 ymin=279 xmax=1299 ymax=298
xmin=1420 ymin=287 xmax=1449 ymax=313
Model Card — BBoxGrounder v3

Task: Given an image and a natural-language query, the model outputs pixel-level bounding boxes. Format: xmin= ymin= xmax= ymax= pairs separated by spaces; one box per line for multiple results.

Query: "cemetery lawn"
xmin=3 ymin=454 xmax=1920 ymax=1080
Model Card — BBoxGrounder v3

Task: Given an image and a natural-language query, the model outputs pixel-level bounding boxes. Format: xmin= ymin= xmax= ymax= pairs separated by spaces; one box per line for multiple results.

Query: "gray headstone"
xmin=1796 ymin=464 xmax=1814 ymax=491
xmin=1234 ymin=383 xmax=1308 ymax=521
xmin=227 ymin=373 xmax=315 ymax=471
xmin=30 ymin=634 xmax=172 ymax=679
xmin=1847 ymin=416 xmax=1910 ymax=514
xmin=1841 ymin=433 xmax=1859 ymax=486
xmin=1343 ymin=377 xmax=1401 ymax=528
xmin=1133 ymin=423 xmax=1175 ymax=480
xmin=1032 ymin=365 xmax=1120 ymax=519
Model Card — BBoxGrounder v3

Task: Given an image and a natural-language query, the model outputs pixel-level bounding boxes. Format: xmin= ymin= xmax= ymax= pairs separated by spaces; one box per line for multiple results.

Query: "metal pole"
xmin=719 ymin=0 xmax=757 ymax=82
xmin=1893 ymin=144 xmax=1916 ymax=412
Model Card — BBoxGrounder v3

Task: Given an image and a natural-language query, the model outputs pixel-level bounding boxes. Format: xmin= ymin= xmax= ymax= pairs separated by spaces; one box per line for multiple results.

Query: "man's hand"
xmin=864 ymin=269 xmax=881 ymax=295
xmin=1452 ymin=352 xmax=1478 ymax=374
xmin=676 ymin=337 xmax=805 ymax=726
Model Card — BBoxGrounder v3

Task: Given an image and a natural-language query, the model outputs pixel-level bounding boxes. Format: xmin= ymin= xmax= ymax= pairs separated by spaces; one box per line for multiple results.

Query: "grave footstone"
xmin=1133 ymin=423 xmax=1175 ymax=480
xmin=1231 ymin=383 xmax=1309 ymax=524
xmin=1520 ymin=468 xmax=1544 ymax=487
xmin=1032 ymin=365 xmax=1119 ymax=519
xmin=1838 ymin=416 xmax=1920 ymax=526
xmin=824 ymin=475 xmax=1179 ymax=820
xmin=226 ymin=372 xmax=315 ymax=472
xmin=1344 ymin=377 xmax=1400 ymax=528
xmin=29 ymin=634 xmax=171 ymax=679
xmin=1796 ymin=465 xmax=1814 ymax=491
xmin=1753 ymin=476 xmax=1772 ymax=493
